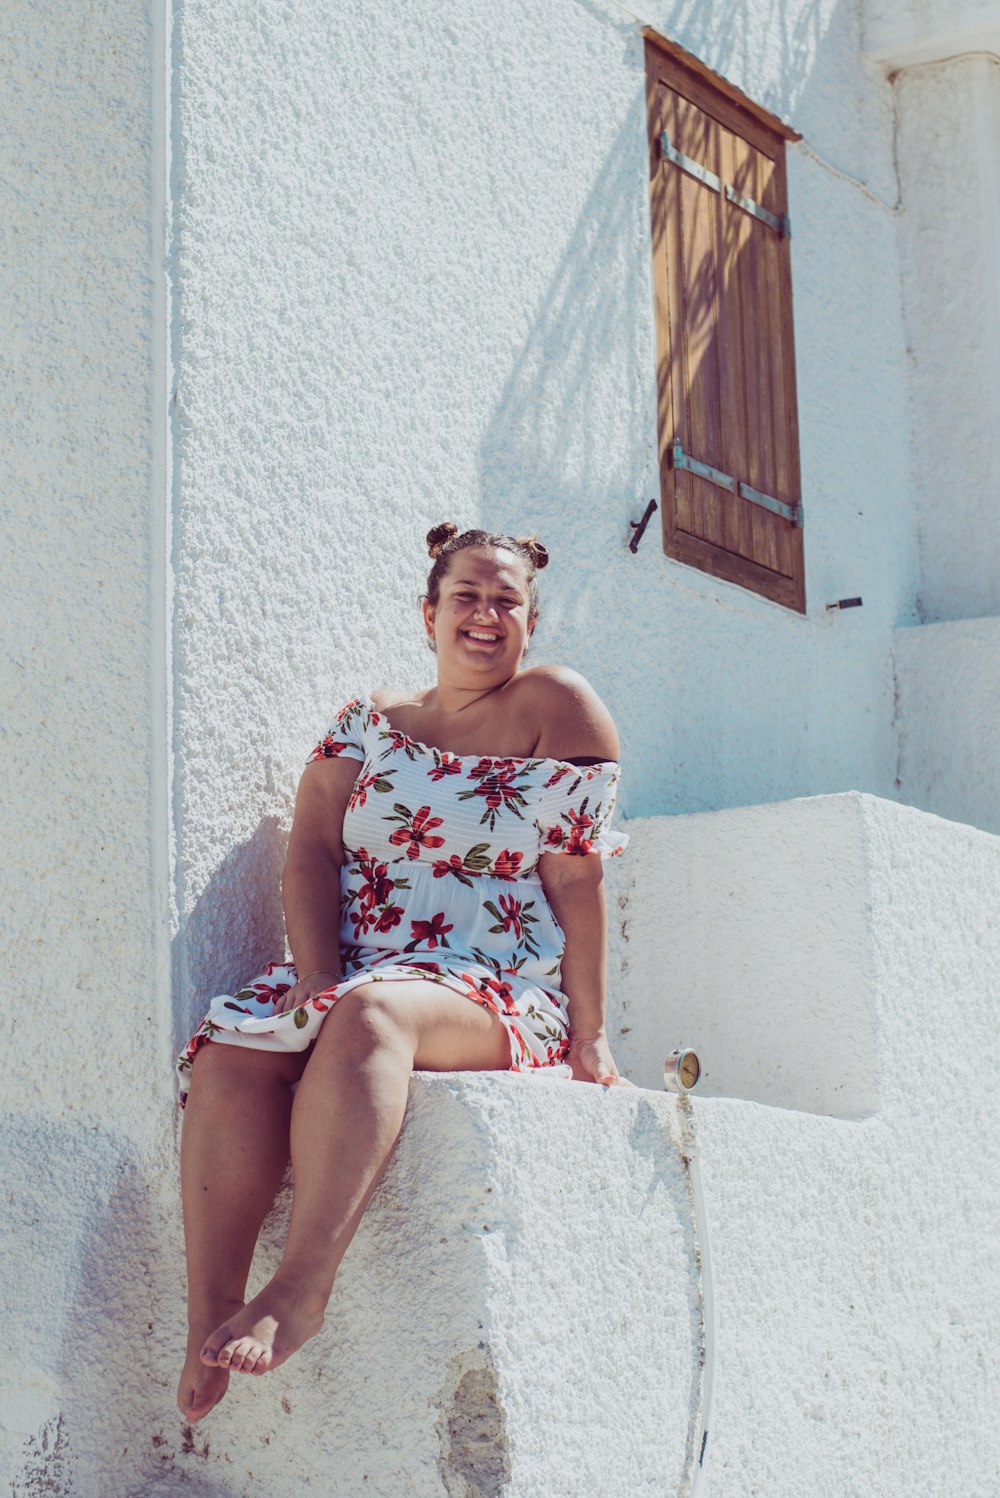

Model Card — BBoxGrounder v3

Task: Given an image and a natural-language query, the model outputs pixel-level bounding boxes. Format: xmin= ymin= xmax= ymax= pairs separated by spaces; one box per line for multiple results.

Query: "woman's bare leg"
xmin=177 ymin=1043 xmax=306 ymax=1422
xmin=199 ymin=983 xmax=510 ymax=1376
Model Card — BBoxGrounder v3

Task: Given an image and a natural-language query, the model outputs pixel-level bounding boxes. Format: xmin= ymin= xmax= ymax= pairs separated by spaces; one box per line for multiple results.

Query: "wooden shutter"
xmin=644 ymin=34 xmax=805 ymax=613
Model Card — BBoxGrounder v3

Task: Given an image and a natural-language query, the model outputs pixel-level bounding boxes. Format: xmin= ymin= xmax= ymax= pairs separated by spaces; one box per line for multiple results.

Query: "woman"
xmin=176 ymin=523 xmax=628 ymax=1424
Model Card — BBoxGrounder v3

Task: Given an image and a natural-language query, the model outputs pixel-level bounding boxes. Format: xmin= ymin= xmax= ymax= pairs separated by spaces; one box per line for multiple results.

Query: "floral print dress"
xmin=177 ymin=696 xmax=627 ymax=1103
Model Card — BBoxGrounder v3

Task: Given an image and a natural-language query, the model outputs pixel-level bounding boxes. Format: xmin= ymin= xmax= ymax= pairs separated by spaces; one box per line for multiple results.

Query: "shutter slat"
xmin=733 ymin=133 xmax=780 ymax=573
xmin=656 ymin=88 xmax=694 ymax=539
xmin=676 ymin=92 xmax=725 ymax=549
xmin=717 ymin=128 xmax=752 ymax=562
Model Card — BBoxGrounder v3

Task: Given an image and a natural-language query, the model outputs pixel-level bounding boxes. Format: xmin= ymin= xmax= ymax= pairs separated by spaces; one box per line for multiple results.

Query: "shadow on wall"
xmin=477 ymin=73 xmax=654 ymax=572
xmin=2 ymin=1116 xmax=178 ymax=1497
xmin=667 ymin=0 xmax=840 ymax=114
xmin=477 ymin=0 xmax=844 ymax=556
xmin=172 ymin=816 xmax=287 ymax=1057
xmin=475 ymin=0 xmax=887 ymax=823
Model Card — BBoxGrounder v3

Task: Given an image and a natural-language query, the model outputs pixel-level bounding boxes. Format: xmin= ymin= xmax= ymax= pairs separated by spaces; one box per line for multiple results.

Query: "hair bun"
xmin=516 ymin=534 xmax=549 ymax=570
xmin=426 ymin=521 xmax=459 ymax=558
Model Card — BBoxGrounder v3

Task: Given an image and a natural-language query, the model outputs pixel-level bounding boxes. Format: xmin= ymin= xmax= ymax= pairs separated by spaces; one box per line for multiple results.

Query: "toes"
xmin=200 ymin=1327 xmax=232 ymax=1366
xmin=227 ymin=1337 xmax=266 ymax=1374
xmin=178 ymin=1366 xmax=228 ymax=1423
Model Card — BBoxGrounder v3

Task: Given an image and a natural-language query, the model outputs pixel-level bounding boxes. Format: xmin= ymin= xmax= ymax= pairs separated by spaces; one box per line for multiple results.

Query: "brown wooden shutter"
xmin=644 ymin=35 xmax=805 ymax=613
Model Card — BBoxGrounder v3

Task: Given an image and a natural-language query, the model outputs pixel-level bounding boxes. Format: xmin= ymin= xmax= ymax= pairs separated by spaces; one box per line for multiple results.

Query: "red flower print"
xmin=468 ymin=756 xmax=519 ymax=780
xmin=428 ymin=754 xmax=462 ymax=781
xmin=388 ymin=803 xmax=446 ymax=860
xmin=433 ymin=853 xmax=468 ymax=880
xmin=350 ymin=905 xmax=376 ymax=938
xmin=484 ymin=894 xmax=540 ymax=957
xmin=544 ymin=825 xmax=565 ymax=848
xmin=477 ymin=973 xmax=517 ymax=1015
xmin=348 ymin=770 xmax=394 ymax=811
xmin=357 ymin=856 xmax=395 ymax=910
xmin=374 ymin=903 xmax=404 ymax=934
xmin=459 ymin=760 xmax=529 ymax=828
xmin=349 ymin=772 xmax=377 ymax=810
xmin=498 ymin=893 xmax=523 ymax=939
xmin=493 ymin=848 xmax=523 ymax=880
xmin=544 ymin=765 xmax=572 ymax=789
xmin=563 ymin=806 xmax=595 ymax=856
xmin=475 ymin=769 xmax=519 ymax=812
xmin=405 ymin=912 xmax=454 ymax=951
xmin=310 ymin=698 xmax=366 ymax=761
xmin=312 ymin=736 xmax=349 ymax=760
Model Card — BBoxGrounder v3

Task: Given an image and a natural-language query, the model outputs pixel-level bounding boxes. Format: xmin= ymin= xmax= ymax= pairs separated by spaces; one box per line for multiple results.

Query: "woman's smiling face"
xmin=423 ymin=545 xmax=535 ymax=677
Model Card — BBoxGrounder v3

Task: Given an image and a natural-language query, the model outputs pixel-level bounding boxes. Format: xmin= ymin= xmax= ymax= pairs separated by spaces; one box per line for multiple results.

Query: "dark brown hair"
xmin=424 ymin=523 xmax=549 ymax=620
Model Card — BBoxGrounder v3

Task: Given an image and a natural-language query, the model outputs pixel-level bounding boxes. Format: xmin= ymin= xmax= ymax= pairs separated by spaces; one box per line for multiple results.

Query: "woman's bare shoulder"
xmin=370 ymin=686 xmax=426 ymax=713
xmin=517 ymin=666 xmax=620 ymax=761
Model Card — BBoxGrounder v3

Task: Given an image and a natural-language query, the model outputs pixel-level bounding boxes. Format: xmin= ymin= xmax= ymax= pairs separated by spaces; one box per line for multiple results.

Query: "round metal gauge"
xmin=663 ymin=1048 xmax=701 ymax=1094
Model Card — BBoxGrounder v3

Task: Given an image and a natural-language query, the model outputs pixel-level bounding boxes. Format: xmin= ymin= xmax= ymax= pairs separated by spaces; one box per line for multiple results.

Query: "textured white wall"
xmin=608 ymin=794 xmax=879 ymax=1115
xmin=1 ymin=0 xmax=166 ymax=1112
xmin=893 ymin=55 xmax=1000 ymax=623
xmin=864 ymin=0 xmax=1000 ymax=64
xmin=119 ymin=1076 xmax=698 ymax=1497
xmin=171 ymin=0 xmax=919 ymax=1043
xmin=8 ymin=0 xmax=992 ymax=1489
xmin=613 ymin=793 xmax=1000 ymax=1497
xmin=0 ymin=0 xmax=175 ymax=1489
xmin=894 ymin=617 xmax=1000 ymax=834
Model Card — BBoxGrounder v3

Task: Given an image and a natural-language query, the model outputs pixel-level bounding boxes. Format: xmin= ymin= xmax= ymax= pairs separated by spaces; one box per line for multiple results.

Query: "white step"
xmin=609 ymin=791 xmax=1000 ymax=1496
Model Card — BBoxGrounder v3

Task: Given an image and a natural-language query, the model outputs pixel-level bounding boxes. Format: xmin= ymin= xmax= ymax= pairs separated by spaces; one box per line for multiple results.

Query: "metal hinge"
xmin=725 ymin=183 xmax=791 ymax=238
xmin=669 ymin=438 xmax=803 ymax=527
xmin=660 ymin=133 xmax=791 ymax=238
xmin=660 ymin=131 xmax=722 ymax=194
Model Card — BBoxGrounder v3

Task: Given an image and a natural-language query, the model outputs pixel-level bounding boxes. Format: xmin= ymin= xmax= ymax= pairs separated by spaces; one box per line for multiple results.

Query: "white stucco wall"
xmin=607 ymin=794 xmax=879 ymax=1115
xmin=109 ymin=1076 xmax=698 ymax=1498
xmin=612 ymin=792 xmax=1000 ymax=1497
xmin=1 ymin=0 xmax=175 ymax=1489
xmin=170 ymin=0 xmax=920 ymax=1048
xmin=891 ymin=54 xmax=1000 ymax=623
xmin=893 ymin=616 xmax=1000 ymax=834
xmin=8 ymin=0 xmax=1000 ymax=1490
xmin=864 ymin=0 xmax=1000 ymax=65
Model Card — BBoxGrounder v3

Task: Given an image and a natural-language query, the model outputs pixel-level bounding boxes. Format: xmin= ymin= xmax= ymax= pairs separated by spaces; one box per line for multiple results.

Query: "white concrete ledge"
xmin=610 ymin=792 xmax=879 ymax=1115
xmin=611 ymin=790 xmax=1000 ymax=1115
xmin=7 ymin=794 xmax=1000 ymax=1496
xmin=2 ymin=1077 xmax=698 ymax=1497
xmin=609 ymin=791 xmax=1000 ymax=1494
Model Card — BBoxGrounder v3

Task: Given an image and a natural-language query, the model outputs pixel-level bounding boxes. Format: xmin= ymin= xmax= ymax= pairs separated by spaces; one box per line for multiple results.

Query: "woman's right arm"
xmin=274 ymin=755 xmax=360 ymax=1014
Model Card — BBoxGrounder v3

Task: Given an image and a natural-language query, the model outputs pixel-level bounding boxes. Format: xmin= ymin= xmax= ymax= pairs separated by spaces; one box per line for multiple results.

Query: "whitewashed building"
xmin=4 ymin=0 xmax=999 ymax=1492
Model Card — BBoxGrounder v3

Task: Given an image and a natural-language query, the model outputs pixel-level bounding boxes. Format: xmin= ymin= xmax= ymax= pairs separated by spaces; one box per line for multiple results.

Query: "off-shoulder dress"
xmin=177 ymin=696 xmax=628 ymax=1103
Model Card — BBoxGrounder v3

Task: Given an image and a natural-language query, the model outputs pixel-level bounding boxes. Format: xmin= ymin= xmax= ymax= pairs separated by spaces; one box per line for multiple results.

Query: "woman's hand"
xmin=568 ymin=1029 xmax=632 ymax=1086
xmin=273 ymin=970 xmax=340 ymax=1016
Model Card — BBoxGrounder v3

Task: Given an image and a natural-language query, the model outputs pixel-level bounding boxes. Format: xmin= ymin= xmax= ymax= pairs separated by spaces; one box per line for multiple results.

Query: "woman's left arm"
xmin=538 ymin=852 xmax=628 ymax=1086
xmin=528 ymin=665 xmax=629 ymax=1084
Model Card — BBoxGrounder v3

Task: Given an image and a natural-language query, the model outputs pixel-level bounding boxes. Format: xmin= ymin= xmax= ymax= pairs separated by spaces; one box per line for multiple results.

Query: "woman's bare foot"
xmin=177 ymin=1303 xmax=243 ymax=1422
xmin=200 ymin=1277 xmax=327 ymax=1376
